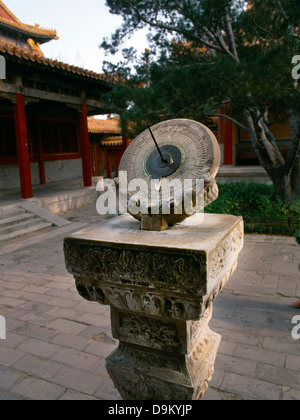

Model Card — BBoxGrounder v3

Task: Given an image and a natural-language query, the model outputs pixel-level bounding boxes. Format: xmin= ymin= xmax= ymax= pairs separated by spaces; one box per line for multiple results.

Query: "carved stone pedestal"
xmin=64 ymin=213 xmax=244 ymax=400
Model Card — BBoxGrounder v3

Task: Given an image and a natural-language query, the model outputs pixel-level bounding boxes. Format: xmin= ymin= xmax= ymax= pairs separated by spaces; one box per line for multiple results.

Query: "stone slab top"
xmin=65 ymin=213 xmax=243 ymax=254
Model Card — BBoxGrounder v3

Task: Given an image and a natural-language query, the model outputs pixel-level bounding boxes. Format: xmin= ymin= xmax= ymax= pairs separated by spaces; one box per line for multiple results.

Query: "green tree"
xmin=101 ymin=0 xmax=300 ymax=202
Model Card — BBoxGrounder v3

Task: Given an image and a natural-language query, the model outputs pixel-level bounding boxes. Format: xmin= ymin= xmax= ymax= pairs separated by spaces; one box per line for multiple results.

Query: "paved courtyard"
xmin=0 ymin=204 xmax=299 ymax=400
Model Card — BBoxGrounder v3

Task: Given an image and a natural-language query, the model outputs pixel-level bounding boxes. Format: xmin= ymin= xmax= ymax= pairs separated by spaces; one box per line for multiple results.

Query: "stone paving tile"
xmin=12 ymin=354 xmax=63 ymax=381
xmin=0 ymin=390 xmax=21 ymax=400
xmin=218 ymin=372 xmax=282 ymax=400
xmin=0 ymin=366 xmax=25 ymax=391
xmin=16 ymin=338 xmax=60 ymax=359
xmin=10 ymin=377 xmax=65 ymax=400
xmin=59 ymin=390 xmax=98 ymax=400
xmin=51 ymin=366 xmax=103 ymax=395
xmin=50 ymin=347 xmax=99 ymax=370
xmin=233 ymin=344 xmax=286 ymax=367
xmin=254 ymin=363 xmax=300 ymax=390
xmin=0 ymin=347 xmax=24 ymax=368
xmin=47 ymin=318 xmax=88 ymax=335
xmin=50 ymin=333 xmax=88 ymax=351
xmin=0 ymin=205 xmax=299 ymax=400
xmin=283 ymin=389 xmax=300 ymax=400
xmin=286 ymin=354 xmax=300 ymax=372
xmin=215 ymin=354 xmax=256 ymax=377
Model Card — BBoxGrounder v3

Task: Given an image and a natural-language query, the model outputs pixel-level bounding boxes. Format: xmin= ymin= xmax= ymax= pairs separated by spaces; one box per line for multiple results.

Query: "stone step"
xmin=20 ymin=201 xmax=70 ymax=227
xmin=0 ymin=201 xmax=69 ymax=245
xmin=0 ymin=207 xmax=26 ymax=220
xmin=0 ymin=212 xmax=36 ymax=228
xmin=0 ymin=216 xmax=46 ymax=236
xmin=0 ymin=222 xmax=52 ymax=243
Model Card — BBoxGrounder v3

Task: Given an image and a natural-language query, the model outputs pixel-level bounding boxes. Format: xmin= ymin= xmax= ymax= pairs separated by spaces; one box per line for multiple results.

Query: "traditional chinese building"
xmin=0 ymin=1 xmax=114 ymax=199
xmin=218 ymin=110 xmax=291 ymax=166
xmin=88 ymin=116 xmax=129 ymax=179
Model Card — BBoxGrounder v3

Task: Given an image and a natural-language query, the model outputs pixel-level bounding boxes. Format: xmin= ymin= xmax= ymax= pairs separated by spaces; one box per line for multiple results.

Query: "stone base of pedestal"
xmin=107 ymin=331 xmax=221 ymax=401
xmin=107 ymin=323 xmax=220 ymax=400
xmin=107 ymin=304 xmax=220 ymax=400
xmin=64 ymin=213 xmax=244 ymax=400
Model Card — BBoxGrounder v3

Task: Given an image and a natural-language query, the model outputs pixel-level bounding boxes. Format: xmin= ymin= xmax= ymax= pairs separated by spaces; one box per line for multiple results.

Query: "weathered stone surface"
xmin=141 ymin=214 xmax=169 ymax=231
xmin=118 ymin=119 xmax=221 ymax=227
xmin=64 ymin=213 xmax=244 ymax=400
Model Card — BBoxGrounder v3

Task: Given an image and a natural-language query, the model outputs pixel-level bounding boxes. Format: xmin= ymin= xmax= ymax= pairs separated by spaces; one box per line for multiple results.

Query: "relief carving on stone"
xmin=111 ymin=344 xmax=182 ymax=372
xmin=112 ymin=373 xmax=189 ymax=401
xmin=118 ymin=313 xmax=180 ymax=349
xmin=107 ymin=344 xmax=193 ymax=400
xmin=74 ymin=280 xmax=202 ymax=321
xmin=209 ymin=222 xmax=244 ymax=283
xmin=65 ymin=240 xmax=207 ymax=295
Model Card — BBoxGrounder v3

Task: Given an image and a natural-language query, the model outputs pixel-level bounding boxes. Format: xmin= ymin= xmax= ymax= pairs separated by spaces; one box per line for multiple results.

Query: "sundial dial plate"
xmin=119 ymin=119 xmax=220 ymax=203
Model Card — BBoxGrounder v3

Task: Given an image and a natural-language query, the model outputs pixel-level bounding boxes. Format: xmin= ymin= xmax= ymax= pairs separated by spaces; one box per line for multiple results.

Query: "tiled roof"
xmin=0 ymin=41 xmax=115 ymax=84
xmin=102 ymin=136 xmax=123 ymax=147
xmin=0 ymin=1 xmax=58 ymax=41
xmin=88 ymin=117 xmax=121 ymax=134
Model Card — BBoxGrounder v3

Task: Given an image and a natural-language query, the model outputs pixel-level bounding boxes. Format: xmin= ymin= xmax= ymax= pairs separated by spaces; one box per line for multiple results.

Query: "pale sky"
xmin=4 ymin=0 xmax=148 ymax=73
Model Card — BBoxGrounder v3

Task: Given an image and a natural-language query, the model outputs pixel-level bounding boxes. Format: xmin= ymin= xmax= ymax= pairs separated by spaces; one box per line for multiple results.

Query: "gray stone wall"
xmin=0 ymin=159 xmax=83 ymax=194
xmin=44 ymin=159 xmax=82 ymax=184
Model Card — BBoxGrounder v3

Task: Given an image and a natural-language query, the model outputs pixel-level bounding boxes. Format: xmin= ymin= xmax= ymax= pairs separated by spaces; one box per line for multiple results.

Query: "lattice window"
xmin=40 ymin=119 xmax=79 ymax=155
xmin=0 ymin=116 xmax=17 ymax=159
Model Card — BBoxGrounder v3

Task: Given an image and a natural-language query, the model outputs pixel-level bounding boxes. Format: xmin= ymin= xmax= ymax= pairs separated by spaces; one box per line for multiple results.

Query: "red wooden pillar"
xmin=14 ymin=93 xmax=33 ymax=199
xmin=218 ymin=107 xmax=224 ymax=145
xmin=105 ymin=150 xmax=112 ymax=179
xmin=223 ymin=106 xmax=233 ymax=165
xmin=79 ymin=103 xmax=92 ymax=187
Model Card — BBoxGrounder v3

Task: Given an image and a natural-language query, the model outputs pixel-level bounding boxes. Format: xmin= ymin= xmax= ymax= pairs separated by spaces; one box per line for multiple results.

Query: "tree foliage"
xmin=100 ymin=0 xmax=300 ymax=202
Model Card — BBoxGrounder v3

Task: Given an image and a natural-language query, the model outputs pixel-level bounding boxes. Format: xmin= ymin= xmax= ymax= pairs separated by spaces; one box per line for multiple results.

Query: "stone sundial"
xmin=118 ymin=118 xmax=221 ymax=230
xmin=64 ymin=117 xmax=244 ymax=401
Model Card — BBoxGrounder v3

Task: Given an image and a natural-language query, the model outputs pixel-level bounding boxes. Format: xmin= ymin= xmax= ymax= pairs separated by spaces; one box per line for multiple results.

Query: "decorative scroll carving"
xmin=75 ymin=281 xmax=202 ymax=321
xmin=76 ymin=283 xmax=108 ymax=305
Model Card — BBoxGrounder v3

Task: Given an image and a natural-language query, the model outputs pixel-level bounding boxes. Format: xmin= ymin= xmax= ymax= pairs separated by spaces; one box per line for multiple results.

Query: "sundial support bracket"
xmin=141 ymin=214 xmax=169 ymax=231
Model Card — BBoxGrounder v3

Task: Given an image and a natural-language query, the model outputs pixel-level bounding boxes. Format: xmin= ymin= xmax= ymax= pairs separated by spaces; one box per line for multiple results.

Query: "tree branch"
xmin=243 ymin=110 xmax=263 ymax=159
xmin=211 ymin=28 xmax=237 ymax=60
xmin=275 ymin=0 xmax=289 ymax=20
xmin=205 ymin=112 xmax=247 ymax=130
xmin=224 ymin=7 xmax=239 ymax=62
xmin=243 ymin=111 xmax=284 ymax=171
xmin=125 ymin=0 xmax=227 ymax=54
xmin=257 ymin=118 xmax=285 ymax=167
xmin=250 ymin=18 xmax=275 ymax=37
